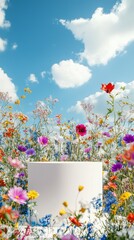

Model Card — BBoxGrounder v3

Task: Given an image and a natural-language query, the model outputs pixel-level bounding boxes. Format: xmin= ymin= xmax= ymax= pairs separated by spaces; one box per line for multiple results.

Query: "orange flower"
xmin=103 ymin=185 xmax=109 ymax=190
xmin=110 ymin=176 xmax=117 ymax=181
xmin=3 ymin=128 xmax=15 ymax=138
xmin=69 ymin=217 xmax=82 ymax=227
xmin=127 ymin=213 xmax=134 ymax=223
xmin=108 ymin=182 xmax=117 ymax=190
xmin=0 ymin=148 xmax=5 ymax=162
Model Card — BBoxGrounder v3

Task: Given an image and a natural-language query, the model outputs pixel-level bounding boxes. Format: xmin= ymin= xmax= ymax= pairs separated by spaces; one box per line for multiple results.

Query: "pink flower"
xmin=8 ymin=186 xmax=28 ymax=204
xmin=38 ymin=136 xmax=48 ymax=145
xmin=8 ymin=157 xmax=24 ymax=169
xmin=76 ymin=124 xmax=87 ymax=136
xmin=60 ymin=154 xmax=68 ymax=161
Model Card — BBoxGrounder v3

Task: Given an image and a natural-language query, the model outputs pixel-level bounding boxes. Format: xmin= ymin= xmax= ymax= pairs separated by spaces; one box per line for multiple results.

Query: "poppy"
xmin=69 ymin=217 xmax=82 ymax=227
xmin=101 ymin=83 xmax=115 ymax=93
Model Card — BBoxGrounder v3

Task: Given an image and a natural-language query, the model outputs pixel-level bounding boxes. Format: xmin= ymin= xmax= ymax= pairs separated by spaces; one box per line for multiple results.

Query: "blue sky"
xmin=0 ymin=0 xmax=134 ymax=122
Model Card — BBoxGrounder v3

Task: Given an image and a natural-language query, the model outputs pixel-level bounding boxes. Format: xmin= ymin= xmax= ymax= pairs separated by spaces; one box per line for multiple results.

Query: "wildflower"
xmin=101 ymin=83 xmax=115 ymax=93
xmin=3 ymin=128 xmax=15 ymax=138
xmin=8 ymin=156 xmax=24 ymax=169
xmin=119 ymin=192 xmax=132 ymax=202
xmin=27 ymin=190 xmax=39 ymax=200
xmin=60 ymin=154 xmax=68 ymax=161
xmin=26 ymin=148 xmax=36 ymax=156
xmin=37 ymin=136 xmax=48 ymax=146
xmin=78 ymin=185 xmax=84 ymax=192
xmin=15 ymin=99 xmax=20 ymax=105
xmin=24 ymin=87 xmax=32 ymax=93
xmin=69 ymin=217 xmax=82 ymax=227
xmin=102 ymin=132 xmax=111 ymax=137
xmin=39 ymin=214 xmax=52 ymax=227
xmin=8 ymin=186 xmax=28 ymax=204
xmin=61 ymin=234 xmax=79 ymax=240
xmin=62 ymin=201 xmax=68 ymax=207
xmin=21 ymin=95 xmax=26 ymax=99
xmin=110 ymin=175 xmax=117 ymax=181
xmin=111 ymin=162 xmax=123 ymax=172
xmin=84 ymin=147 xmax=91 ymax=153
xmin=108 ymin=182 xmax=117 ymax=190
xmin=76 ymin=124 xmax=87 ymax=136
xmin=59 ymin=209 xmax=66 ymax=216
xmin=103 ymin=191 xmax=117 ymax=213
xmin=123 ymin=134 xmax=134 ymax=144
xmin=18 ymin=145 xmax=27 ymax=152
xmin=0 ymin=148 xmax=5 ymax=161
xmin=0 ymin=179 xmax=6 ymax=187
xmin=127 ymin=213 xmax=134 ymax=224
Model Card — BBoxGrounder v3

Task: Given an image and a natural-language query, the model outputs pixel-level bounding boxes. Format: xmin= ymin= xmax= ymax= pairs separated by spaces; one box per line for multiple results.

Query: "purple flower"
xmin=102 ymin=132 xmax=111 ymax=137
xmin=38 ymin=136 xmax=48 ymax=145
xmin=111 ymin=162 xmax=123 ymax=172
xmin=8 ymin=186 xmax=28 ymax=204
xmin=123 ymin=134 xmax=134 ymax=144
xmin=18 ymin=145 xmax=27 ymax=152
xmin=26 ymin=148 xmax=36 ymax=156
xmin=84 ymin=147 xmax=91 ymax=153
xmin=61 ymin=234 xmax=78 ymax=240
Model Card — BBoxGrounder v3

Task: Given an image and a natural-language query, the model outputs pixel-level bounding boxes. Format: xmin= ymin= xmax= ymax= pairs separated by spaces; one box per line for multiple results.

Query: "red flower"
xmin=127 ymin=213 xmax=134 ymax=223
xmin=69 ymin=217 xmax=82 ymax=227
xmin=101 ymin=83 xmax=115 ymax=93
xmin=76 ymin=124 xmax=87 ymax=136
xmin=0 ymin=179 xmax=6 ymax=187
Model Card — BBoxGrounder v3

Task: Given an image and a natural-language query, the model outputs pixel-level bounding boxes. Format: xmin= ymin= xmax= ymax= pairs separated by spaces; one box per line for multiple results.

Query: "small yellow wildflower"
xmin=27 ymin=190 xmax=39 ymax=200
xmin=63 ymin=201 xmax=68 ymax=207
xmin=79 ymin=207 xmax=86 ymax=213
xmin=24 ymin=87 xmax=32 ymax=93
xmin=15 ymin=99 xmax=20 ymax=105
xmin=119 ymin=192 xmax=132 ymax=202
xmin=15 ymin=222 xmax=19 ymax=229
xmin=78 ymin=185 xmax=84 ymax=192
xmin=21 ymin=95 xmax=26 ymax=99
xmin=59 ymin=209 xmax=66 ymax=216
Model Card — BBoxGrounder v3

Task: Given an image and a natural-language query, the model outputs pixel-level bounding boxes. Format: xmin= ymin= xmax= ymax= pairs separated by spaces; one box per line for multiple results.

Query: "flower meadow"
xmin=0 ymin=83 xmax=134 ymax=240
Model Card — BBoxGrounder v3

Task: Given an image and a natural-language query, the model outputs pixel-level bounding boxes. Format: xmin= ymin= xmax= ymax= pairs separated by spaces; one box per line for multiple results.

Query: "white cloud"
xmin=0 ymin=0 xmax=10 ymax=28
xmin=69 ymin=81 xmax=134 ymax=116
xmin=28 ymin=73 xmax=38 ymax=83
xmin=12 ymin=43 xmax=18 ymax=50
xmin=51 ymin=59 xmax=92 ymax=88
xmin=0 ymin=68 xmax=18 ymax=101
xmin=0 ymin=38 xmax=7 ymax=51
xmin=0 ymin=0 xmax=10 ymax=52
xmin=41 ymin=71 xmax=46 ymax=78
xmin=60 ymin=0 xmax=134 ymax=65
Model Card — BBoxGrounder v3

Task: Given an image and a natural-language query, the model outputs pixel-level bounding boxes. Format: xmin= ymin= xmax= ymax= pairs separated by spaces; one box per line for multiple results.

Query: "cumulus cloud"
xmin=51 ymin=59 xmax=92 ymax=88
xmin=0 ymin=68 xmax=18 ymax=101
xmin=28 ymin=73 xmax=38 ymax=83
xmin=69 ymin=81 xmax=134 ymax=116
xmin=41 ymin=71 xmax=46 ymax=78
xmin=60 ymin=0 xmax=134 ymax=65
xmin=12 ymin=43 xmax=18 ymax=50
xmin=0 ymin=0 xmax=10 ymax=52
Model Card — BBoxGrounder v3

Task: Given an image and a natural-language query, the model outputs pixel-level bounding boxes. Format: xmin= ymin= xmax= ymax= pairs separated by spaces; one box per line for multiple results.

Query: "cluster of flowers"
xmin=0 ymin=83 xmax=134 ymax=239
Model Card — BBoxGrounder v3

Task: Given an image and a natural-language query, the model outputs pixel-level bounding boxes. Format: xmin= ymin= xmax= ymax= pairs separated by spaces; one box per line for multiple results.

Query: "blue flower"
xmin=39 ymin=214 xmax=52 ymax=227
xmin=91 ymin=197 xmax=102 ymax=210
xmin=103 ymin=191 xmax=117 ymax=213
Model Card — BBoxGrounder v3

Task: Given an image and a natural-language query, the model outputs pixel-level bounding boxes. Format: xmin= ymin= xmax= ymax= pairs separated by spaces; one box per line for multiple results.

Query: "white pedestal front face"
xmin=28 ymin=162 xmax=102 ymax=219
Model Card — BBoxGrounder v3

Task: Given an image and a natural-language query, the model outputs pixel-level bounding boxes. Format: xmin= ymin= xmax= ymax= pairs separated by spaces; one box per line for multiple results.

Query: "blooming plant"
xmin=0 ymin=83 xmax=134 ymax=239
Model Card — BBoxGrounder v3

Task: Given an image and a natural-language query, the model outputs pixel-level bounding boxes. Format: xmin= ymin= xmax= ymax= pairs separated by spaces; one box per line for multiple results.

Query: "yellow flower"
xmin=15 ymin=222 xmax=19 ymax=229
xmin=21 ymin=95 xmax=26 ymax=99
xmin=59 ymin=209 xmax=66 ymax=216
xmin=105 ymin=138 xmax=114 ymax=145
xmin=15 ymin=99 xmax=20 ymax=105
xmin=63 ymin=201 xmax=68 ymax=207
xmin=79 ymin=207 xmax=86 ymax=213
xmin=78 ymin=185 xmax=84 ymax=192
xmin=119 ymin=192 xmax=132 ymax=202
xmin=27 ymin=190 xmax=39 ymax=200
xmin=24 ymin=87 xmax=32 ymax=93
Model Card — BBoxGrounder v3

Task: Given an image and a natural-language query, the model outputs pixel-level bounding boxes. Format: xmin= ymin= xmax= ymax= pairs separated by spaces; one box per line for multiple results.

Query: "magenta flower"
xmin=76 ymin=124 xmax=87 ymax=136
xmin=111 ymin=162 xmax=123 ymax=172
xmin=123 ymin=134 xmax=134 ymax=144
xmin=60 ymin=154 xmax=68 ymax=161
xmin=38 ymin=136 xmax=48 ymax=145
xmin=62 ymin=234 xmax=78 ymax=240
xmin=102 ymin=132 xmax=111 ymax=137
xmin=84 ymin=147 xmax=91 ymax=153
xmin=8 ymin=186 xmax=28 ymax=204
